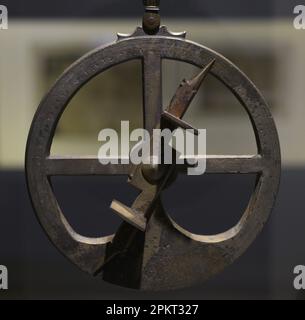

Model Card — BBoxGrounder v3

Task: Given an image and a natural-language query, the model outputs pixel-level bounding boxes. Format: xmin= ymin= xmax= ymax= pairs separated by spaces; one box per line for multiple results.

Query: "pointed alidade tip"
xmin=188 ymin=59 xmax=216 ymax=91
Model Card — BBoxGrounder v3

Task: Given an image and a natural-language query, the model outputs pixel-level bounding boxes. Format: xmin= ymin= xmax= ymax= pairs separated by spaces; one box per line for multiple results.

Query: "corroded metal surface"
xmin=25 ymin=24 xmax=281 ymax=290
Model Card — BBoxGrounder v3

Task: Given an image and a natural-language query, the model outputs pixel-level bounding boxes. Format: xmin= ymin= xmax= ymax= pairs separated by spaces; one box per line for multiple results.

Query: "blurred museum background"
xmin=0 ymin=0 xmax=304 ymax=299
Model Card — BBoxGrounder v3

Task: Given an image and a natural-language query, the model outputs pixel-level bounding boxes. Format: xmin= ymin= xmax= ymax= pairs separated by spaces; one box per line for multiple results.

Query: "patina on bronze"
xmin=25 ymin=1 xmax=281 ymax=290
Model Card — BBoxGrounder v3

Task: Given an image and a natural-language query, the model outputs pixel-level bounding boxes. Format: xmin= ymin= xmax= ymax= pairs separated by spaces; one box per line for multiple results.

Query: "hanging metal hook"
xmin=142 ymin=0 xmax=160 ymax=35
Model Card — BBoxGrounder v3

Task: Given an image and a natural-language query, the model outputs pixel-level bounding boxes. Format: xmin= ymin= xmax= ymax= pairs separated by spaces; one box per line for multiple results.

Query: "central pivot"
xmin=142 ymin=161 xmax=166 ymax=184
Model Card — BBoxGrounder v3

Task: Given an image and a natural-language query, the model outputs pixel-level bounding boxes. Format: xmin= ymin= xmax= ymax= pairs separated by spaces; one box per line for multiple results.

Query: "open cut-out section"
xmin=162 ymin=173 xmax=257 ymax=236
xmin=51 ymin=176 xmax=139 ymax=238
xmin=162 ymin=59 xmax=257 ymax=155
xmin=51 ymin=59 xmax=143 ymax=156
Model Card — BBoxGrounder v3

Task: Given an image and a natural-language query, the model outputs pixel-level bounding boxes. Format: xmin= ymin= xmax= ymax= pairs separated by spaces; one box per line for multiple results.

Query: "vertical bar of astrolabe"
xmin=142 ymin=50 xmax=162 ymax=135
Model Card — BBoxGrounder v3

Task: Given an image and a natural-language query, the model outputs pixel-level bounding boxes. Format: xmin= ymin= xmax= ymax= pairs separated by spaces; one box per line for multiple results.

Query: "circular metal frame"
xmin=25 ymin=32 xmax=281 ymax=290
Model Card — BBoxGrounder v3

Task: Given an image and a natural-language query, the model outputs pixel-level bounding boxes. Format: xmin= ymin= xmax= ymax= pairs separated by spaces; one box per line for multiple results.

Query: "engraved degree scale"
xmin=25 ymin=1 xmax=281 ymax=290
